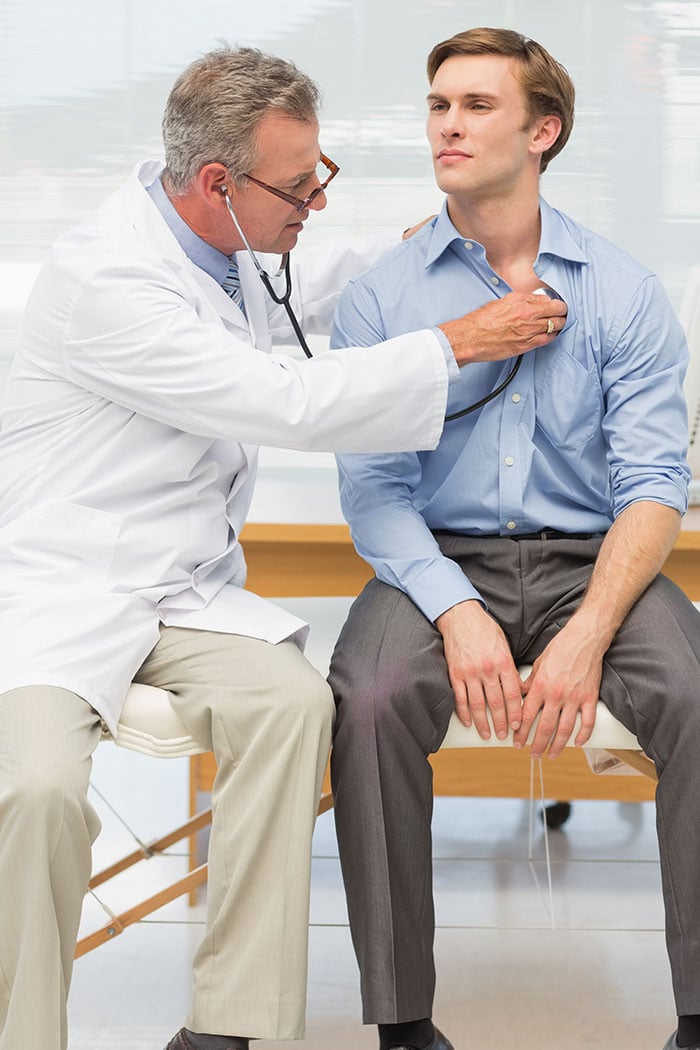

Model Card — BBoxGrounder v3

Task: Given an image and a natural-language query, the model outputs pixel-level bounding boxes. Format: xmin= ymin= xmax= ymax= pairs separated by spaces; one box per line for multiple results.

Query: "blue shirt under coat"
xmin=331 ymin=198 xmax=690 ymax=622
xmin=147 ymin=173 xmax=230 ymax=282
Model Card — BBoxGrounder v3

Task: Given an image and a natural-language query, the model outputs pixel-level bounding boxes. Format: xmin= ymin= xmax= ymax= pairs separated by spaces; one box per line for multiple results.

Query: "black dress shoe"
xmin=387 ymin=1026 xmax=455 ymax=1050
xmin=163 ymin=1029 xmax=249 ymax=1050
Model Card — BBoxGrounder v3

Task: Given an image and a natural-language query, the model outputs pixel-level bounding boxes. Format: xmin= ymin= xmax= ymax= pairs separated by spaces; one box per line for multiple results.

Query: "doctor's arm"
xmin=275 ymin=231 xmax=567 ymax=354
xmin=63 ymin=261 xmax=450 ymax=454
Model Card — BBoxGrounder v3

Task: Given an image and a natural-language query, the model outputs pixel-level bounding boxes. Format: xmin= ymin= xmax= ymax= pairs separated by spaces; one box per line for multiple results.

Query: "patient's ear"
xmin=530 ymin=114 xmax=562 ymax=159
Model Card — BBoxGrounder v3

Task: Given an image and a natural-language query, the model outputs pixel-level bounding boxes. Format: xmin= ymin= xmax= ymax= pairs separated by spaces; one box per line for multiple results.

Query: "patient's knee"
xmin=330 ymin=658 xmax=411 ymax=735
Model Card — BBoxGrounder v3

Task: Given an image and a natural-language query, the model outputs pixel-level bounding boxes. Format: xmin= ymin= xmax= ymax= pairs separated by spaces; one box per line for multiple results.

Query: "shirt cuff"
xmin=432 ymin=326 xmax=460 ymax=384
xmin=403 ymin=555 xmax=486 ymax=623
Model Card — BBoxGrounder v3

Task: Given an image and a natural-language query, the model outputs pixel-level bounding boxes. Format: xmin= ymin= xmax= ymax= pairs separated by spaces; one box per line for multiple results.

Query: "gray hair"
xmin=162 ymin=45 xmax=321 ymax=194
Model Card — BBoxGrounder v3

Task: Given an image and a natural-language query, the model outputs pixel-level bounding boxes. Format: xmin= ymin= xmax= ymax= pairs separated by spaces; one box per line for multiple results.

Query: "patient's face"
xmin=426 ymin=53 xmax=538 ymax=205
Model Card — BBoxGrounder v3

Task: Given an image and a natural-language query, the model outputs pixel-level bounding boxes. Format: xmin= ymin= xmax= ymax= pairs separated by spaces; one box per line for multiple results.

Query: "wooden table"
xmin=190 ymin=509 xmax=700 ymax=809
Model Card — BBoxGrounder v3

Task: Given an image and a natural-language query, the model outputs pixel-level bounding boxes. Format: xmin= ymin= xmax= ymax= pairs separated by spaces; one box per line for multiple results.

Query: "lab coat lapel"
xmin=237 ymin=251 xmax=273 ymax=355
xmin=124 ymin=161 xmax=253 ymax=337
xmin=124 ymin=162 xmax=259 ymax=480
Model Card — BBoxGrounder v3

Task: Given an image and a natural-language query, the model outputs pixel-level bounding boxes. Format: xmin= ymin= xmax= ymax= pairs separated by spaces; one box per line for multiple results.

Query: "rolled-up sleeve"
xmin=602 ymin=274 xmax=690 ymax=517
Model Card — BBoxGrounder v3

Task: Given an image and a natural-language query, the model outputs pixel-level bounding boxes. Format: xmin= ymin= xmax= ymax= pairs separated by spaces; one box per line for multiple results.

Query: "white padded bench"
xmin=113 ymin=674 xmax=644 ymax=760
xmin=78 ymin=659 xmax=657 ymax=957
xmin=110 ymin=682 xmax=206 ymax=759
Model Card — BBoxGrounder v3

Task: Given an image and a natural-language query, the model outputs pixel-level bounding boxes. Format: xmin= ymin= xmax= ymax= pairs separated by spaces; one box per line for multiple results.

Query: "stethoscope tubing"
xmin=223 ymin=189 xmax=519 ymax=417
xmin=259 ymin=257 xmax=314 ymax=359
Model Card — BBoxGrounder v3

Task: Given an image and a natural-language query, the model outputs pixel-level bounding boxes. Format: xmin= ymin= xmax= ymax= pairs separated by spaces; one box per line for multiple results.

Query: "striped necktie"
xmin=221 ymin=257 xmax=244 ymax=312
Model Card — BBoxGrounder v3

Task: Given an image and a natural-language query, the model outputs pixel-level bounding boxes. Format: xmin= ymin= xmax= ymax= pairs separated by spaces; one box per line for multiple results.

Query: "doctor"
xmin=0 ymin=45 xmax=565 ymax=1050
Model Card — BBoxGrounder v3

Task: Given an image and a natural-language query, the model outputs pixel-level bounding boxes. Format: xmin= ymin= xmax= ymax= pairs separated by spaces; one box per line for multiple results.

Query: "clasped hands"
xmin=435 ymin=599 xmax=602 ymax=760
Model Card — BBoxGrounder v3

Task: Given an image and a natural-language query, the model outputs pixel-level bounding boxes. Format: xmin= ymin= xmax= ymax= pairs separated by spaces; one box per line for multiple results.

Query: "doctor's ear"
xmin=198 ymin=163 xmax=232 ymax=203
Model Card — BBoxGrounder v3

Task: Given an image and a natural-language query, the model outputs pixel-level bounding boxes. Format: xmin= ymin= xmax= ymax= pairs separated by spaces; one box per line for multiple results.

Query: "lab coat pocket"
xmin=1 ymin=499 xmax=123 ymax=590
xmin=535 ymin=347 xmax=603 ymax=452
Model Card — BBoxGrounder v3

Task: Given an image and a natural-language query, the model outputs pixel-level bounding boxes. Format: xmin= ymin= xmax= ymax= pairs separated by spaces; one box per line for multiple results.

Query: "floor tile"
xmin=73 ymin=699 xmax=673 ymax=1049
xmin=70 ymin=922 xmax=200 ymax=1049
xmin=430 ymin=927 xmax=674 ymax=1049
xmin=431 ymin=796 xmax=660 ymax=864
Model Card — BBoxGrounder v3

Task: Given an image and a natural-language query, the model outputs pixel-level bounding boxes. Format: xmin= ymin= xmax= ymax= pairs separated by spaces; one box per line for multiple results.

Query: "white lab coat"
xmin=0 ymin=160 xmax=449 ymax=732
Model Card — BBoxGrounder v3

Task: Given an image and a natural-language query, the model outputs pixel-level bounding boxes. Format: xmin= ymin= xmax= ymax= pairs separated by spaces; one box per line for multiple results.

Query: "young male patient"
xmin=329 ymin=27 xmax=698 ymax=1050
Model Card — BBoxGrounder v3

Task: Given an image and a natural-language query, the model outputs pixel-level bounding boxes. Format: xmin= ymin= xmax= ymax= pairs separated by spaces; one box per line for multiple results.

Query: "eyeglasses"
xmin=242 ymin=152 xmax=339 ymax=213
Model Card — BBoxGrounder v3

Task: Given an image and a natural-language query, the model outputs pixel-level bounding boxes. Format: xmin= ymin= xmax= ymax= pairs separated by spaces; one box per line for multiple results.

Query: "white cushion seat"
xmin=112 ymin=671 xmax=642 ymax=757
xmin=108 ymin=682 xmax=205 ymax=758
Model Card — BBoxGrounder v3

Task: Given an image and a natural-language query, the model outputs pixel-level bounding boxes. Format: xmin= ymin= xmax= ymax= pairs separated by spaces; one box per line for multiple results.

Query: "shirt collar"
xmin=146 ymin=172 xmax=230 ymax=284
xmin=424 ymin=197 xmax=589 ymax=269
xmin=538 ymin=198 xmax=588 ymax=265
xmin=424 ymin=205 xmax=467 ymax=268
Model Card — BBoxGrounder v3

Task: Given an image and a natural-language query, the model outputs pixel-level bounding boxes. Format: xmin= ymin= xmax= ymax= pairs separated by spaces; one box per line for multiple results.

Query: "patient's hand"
xmin=435 ymin=599 xmax=523 ymax=740
xmin=515 ymin=622 xmax=601 ymax=760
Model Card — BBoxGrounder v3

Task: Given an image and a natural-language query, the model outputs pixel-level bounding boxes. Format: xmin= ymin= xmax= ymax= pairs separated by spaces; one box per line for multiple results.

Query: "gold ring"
xmin=546 ymin=318 xmax=555 ymax=335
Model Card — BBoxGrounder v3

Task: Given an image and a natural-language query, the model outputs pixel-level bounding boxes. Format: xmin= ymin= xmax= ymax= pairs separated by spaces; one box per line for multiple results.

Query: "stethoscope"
xmin=221 ymin=185 xmax=523 ymax=422
xmin=221 ymin=187 xmax=311 ymax=357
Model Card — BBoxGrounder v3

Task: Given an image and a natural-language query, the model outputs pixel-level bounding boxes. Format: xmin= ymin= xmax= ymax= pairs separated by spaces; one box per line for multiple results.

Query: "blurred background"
xmin=1 ymin=0 xmax=699 ymax=400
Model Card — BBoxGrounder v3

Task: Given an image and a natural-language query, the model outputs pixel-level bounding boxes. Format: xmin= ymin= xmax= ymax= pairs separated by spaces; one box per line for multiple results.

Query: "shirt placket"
xmin=497 ymin=350 xmax=535 ymax=533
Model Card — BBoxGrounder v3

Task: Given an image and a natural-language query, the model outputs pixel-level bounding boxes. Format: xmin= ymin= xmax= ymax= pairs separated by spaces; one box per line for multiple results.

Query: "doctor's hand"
xmin=435 ymin=600 xmax=524 ymax=741
xmin=402 ymin=215 xmax=437 ymax=240
xmin=438 ymin=291 xmax=567 ymax=368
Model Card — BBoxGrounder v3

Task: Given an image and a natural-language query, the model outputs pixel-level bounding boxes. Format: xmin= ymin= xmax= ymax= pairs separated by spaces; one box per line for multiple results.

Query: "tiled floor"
xmin=71 ymin=765 xmax=675 ymax=1049
xmin=69 ymin=599 xmax=676 ymax=1048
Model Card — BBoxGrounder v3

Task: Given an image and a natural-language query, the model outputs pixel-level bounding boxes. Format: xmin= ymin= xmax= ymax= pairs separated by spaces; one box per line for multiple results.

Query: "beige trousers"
xmin=0 ymin=626 xmax=334 ymax=1049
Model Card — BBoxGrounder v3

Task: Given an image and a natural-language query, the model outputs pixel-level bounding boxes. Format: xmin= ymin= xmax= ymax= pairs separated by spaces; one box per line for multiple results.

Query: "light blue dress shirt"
xmin=147 ymin=172 xmax=230 ymax=282
xmin=331 ymin=199 xmax=690 ymax=622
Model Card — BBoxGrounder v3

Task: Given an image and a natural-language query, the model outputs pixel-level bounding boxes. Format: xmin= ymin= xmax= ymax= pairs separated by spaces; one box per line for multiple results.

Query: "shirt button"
xmin=491 ymin=276 xmax=500 ymax=285
xmin=505 ymin=456 xmax=514 ymax=466
xmin=506 ymin=520 xmax=517 ymax=530
xmin=511 ymin=393 xmax=521 ymax=403
xmin=465 ymin=241 xmax=473 ymax=250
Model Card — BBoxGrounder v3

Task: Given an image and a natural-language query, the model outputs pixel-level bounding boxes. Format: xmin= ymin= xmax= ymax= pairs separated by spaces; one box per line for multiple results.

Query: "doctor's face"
xmin=226 ymin=112 xmax=328 ymax=254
